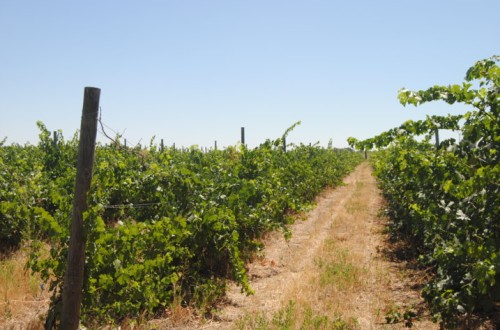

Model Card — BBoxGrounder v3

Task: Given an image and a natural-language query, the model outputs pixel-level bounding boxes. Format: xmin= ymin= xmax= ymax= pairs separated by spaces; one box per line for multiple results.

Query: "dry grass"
xmin=147 ymin=296 xmax=197 ymax=329
xmin=0 ymin=246 xmax=50 ymax=329
xmin=268 ymin=175 xmax=371 ymax=329
xmin=233 ymin=300 xmax=357 ymax=330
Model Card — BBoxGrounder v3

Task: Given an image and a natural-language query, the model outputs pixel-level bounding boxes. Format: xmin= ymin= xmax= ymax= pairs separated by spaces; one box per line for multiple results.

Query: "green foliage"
xmin=0 ymin=139 xmax=56 ymax=248
xmin=1 ymin=123 xmax=362 ymax=324
xmin=349 ymin=56 xmax=499 ymax=327
xmin=384 ymin=305 xmax=417 ymax=328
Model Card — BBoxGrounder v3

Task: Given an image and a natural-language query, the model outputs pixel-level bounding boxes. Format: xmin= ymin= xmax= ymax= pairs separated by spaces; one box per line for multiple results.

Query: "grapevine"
xmin=348 ymin=56 xmax=499 ymax=327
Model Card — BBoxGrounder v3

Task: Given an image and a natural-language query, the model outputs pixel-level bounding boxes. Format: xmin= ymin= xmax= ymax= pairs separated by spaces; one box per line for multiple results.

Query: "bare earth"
xmin=155 ymin=162 xmax=438 ymax=329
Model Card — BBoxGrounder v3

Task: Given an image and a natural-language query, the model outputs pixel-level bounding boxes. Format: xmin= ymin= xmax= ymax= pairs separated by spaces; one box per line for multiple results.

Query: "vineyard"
xmin=349 ymin=56 xmax=499 ymax=327
xmin=0 ymin=122 xmax=362 ymax=326
xmin=1 ymin=56 xmax=498 ymax=329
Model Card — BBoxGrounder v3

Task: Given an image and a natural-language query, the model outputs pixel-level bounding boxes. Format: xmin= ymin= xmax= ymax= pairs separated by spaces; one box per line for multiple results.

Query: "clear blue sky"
xmin=1 ymin=1 xmax=498 ymax=148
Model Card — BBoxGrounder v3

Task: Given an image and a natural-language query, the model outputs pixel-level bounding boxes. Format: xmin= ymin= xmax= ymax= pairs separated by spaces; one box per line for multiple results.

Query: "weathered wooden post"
xmin=53 ymin=131 xmax=58 ymax=149
xmin=61 ymin=87 xmax=100 ymax=330
xmin=241 ymin=127 xmax=245 ymax=146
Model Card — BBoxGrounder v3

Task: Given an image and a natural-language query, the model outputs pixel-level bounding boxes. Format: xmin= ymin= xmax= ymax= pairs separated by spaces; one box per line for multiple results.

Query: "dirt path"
xmin=174 ymin=162 xmax=437 ymax=329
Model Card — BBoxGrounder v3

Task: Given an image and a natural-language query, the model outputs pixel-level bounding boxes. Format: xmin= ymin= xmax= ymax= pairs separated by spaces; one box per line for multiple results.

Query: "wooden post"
xmin=53 ymin=131 xmax=58 ymax=149
xmin=241 ymin=127 xmax=245 ymax=145
xmin=61 ymin=87 xmax=100 ymax=330
xmin=435 ymin=129 xmax=440 ymax=148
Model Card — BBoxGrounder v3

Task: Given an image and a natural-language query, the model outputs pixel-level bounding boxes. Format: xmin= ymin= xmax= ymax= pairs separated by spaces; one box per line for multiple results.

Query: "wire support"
xmin=101 ymin=202 xmax=162 ymax=209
